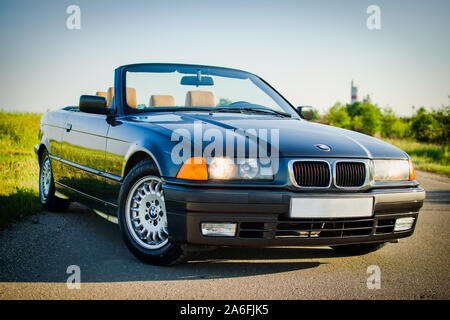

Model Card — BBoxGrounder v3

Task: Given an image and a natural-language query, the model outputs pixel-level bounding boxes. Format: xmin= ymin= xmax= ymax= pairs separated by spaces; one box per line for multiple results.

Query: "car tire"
xmin=39 ymin=151 xmax=70 ymax=212
xmin=330 ymin=242 xmax=386 ymax=255
xmin=118 ymin=159 xmax=187 ymax=266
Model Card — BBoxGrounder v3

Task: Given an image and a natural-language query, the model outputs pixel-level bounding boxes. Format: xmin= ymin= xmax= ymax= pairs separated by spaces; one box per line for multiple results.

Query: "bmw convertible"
xmin=35 ymin=63 xmax=425 ymax=265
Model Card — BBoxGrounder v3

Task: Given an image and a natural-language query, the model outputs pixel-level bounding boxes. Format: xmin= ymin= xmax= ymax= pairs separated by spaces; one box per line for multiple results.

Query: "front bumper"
xmin=164 ymin=183 xmax=425 ymax=247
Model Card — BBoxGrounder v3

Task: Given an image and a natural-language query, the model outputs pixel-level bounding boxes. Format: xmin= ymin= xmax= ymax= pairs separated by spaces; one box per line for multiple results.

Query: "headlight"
xmin=373 ymin=160 xmax=411 ymax=181
xmin=208 ymin=157 xmax=273 ymax=180
xmin=238 ymin=158 xmax=259 ymax=179
xmin=208 ymin=157 xmax=237 ymax=179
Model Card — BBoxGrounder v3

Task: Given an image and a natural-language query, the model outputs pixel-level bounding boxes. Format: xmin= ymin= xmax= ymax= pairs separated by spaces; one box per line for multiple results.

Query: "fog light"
xmin=201 ymin=223 xmax=237 ymax=237
xmin=394 ymin=217 xmax=415 ymax=231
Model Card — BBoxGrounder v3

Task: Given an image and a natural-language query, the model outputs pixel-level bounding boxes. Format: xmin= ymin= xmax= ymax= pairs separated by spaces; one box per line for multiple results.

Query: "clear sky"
xmin=0 ymin=0 xmax=449 ymax=116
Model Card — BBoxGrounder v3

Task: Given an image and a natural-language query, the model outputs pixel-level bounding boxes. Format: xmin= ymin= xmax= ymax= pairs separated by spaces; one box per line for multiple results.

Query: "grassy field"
xmin=0 ymin=112 xmax=448 ymax=229
xmin=385 ymin=138 xmax=450 ymax=176
xmin=0 ymin=111 xmax=41 ymax=229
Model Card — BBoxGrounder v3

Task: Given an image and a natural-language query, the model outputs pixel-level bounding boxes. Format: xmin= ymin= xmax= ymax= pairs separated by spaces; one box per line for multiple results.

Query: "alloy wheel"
xmin=125 ymin=176 xmax=169 ymax=250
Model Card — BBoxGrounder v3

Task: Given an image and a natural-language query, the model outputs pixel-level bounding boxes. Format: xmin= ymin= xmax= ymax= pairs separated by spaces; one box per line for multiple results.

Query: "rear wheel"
xmin=118 ymin=160 xmax=186 ymax=266
xmin=39 ymin=151 xmax=70 ymax=211
xmin=331 ymin=242 xmax=386 ymax=255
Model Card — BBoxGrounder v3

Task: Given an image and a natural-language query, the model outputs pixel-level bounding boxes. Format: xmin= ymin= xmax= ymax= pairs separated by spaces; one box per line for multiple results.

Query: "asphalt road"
xmin=0 ymin=170 xmax=448 ymax=299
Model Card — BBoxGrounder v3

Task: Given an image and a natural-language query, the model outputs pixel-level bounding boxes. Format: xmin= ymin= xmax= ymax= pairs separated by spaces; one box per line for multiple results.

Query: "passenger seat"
xmin=106 ymin=87 xmax=138 ymax=108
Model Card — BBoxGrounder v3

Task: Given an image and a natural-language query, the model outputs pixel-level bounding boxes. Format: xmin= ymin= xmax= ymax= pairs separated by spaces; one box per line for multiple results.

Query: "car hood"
xmin=128 ymin=112 xmax=408 ymax=159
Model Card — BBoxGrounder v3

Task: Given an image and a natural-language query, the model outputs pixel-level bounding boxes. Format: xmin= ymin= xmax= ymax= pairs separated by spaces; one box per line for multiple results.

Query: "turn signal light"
xmin=409 ymin=159 xmax=415 ymax=181
xmin=176 ymin=157 xmax=208 ymax=180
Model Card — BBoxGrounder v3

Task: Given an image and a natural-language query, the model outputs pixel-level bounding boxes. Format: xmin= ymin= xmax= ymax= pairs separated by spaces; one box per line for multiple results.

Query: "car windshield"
xmin=123 ymin=65 xmax=298 ymax=118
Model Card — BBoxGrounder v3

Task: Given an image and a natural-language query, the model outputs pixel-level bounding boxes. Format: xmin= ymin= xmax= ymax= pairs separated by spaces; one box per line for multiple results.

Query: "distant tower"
xmin=351 ymin=80 xmax=358 ymax=104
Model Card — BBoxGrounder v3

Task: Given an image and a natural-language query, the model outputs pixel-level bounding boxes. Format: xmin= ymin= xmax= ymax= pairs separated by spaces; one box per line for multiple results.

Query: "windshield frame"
xmin=118 ymin=63 xmax=300 ymax=119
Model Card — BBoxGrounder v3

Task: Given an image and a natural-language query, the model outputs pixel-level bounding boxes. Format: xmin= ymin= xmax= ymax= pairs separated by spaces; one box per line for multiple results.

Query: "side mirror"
xmin=297 ymin=106 xmax=314 ymax=120
xmin=79 ymin=95 xmax=108 ymax=114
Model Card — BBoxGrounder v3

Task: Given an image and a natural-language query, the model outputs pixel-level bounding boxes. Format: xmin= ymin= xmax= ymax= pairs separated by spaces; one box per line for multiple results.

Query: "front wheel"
xmin=331 ymin=242 xmax=386 ymax=255
xmin=118 ymin=160 xmax=186 ymax=266
xmin=39 ymin=151 xmax=70 ymax=212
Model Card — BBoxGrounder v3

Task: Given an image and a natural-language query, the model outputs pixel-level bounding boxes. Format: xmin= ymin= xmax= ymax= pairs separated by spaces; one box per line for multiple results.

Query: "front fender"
xmin=122 ymin=146 xmax=163 ymax=177
xmin=35 ymin=134 xmax=51 ymax=161
xmin=120 ymin=129 xmax=184 ymax=178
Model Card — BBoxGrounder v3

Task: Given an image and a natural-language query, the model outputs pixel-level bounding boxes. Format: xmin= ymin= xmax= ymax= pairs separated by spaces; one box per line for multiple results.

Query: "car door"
xmin=103 ymin=117 xmax=133 ymax=206
xmin=59 ymin=111 xmax=109 ymax=204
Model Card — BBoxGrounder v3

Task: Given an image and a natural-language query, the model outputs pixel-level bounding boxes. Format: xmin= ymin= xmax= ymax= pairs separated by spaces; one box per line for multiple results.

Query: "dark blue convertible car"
xmin=35 ymin=63 xmax=425 ymax=265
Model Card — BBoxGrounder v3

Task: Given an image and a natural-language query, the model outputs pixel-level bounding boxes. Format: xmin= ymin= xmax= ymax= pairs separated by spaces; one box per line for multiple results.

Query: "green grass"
xmin=0 ymin=111 xmax=42 ymax=229
xmin=384 ymin=138 xmax=450 ymax=176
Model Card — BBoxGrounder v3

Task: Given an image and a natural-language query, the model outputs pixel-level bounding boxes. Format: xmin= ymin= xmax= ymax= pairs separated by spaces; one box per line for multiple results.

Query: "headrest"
xmin=149 ymin=95 xmax=176 ymax=107
xmin=105 ymin=87 xmax=137 ymax=108
xmin=106 ymin=87 xmax=114 ymax=108
xmin=185 ymin=91 xmax=215 ymax=107
xmin=126 ymin=88 xmax=137 ymax=108
xmin=96 ymin=91 xmax=107 ymax=98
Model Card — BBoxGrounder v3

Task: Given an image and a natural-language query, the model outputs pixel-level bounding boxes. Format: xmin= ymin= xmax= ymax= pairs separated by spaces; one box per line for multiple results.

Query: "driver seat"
xmin=185 ymin=91 xmax=215 ymax=107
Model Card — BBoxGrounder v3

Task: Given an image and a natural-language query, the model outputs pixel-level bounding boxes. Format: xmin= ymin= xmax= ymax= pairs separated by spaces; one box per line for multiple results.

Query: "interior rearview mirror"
xmin=297 ymin=106 xmax=314 ymax=120
xmin=180 ymin=75 xmax=214 ymax=86
xmin=79 ymin=95 xmax=108 ymax=114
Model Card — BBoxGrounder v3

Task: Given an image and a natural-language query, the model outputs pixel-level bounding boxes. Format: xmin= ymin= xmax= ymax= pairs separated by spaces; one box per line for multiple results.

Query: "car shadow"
xmin=0 ymin=203 xmax=357 ymax=283
xmin=424 ymin=190 xmax=450 ymax=205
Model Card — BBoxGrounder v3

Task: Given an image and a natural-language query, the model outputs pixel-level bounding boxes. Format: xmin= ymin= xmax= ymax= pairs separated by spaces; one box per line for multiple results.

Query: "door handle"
xmin=65 ymin=123 xmax=72 ymax=132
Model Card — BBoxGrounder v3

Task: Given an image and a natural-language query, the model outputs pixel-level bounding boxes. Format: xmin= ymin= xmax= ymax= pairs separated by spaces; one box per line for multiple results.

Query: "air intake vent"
xmin=335 ymin=162 xmax=366 ymax=187
xmin=292 ymin=161 xmax=330 ymax=187
xmin=276 ymin=217 xmax=374 ymax=238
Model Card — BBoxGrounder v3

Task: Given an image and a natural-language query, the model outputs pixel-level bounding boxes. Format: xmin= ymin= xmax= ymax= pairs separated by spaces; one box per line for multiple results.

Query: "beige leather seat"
xmin=96 ymin=91 xmax=107 ymax=98
xmin=106 ymin=87 xmax=114 ymax=108
xmin=106 ymin=87 xmax=137 ymax=108
xmin=126 ymin=88 xmax=137 ymax=108
xmin=185 ymin=91 xmax=215 ymax=107
xmin=149 ymin=95 xmax=176 ymax=107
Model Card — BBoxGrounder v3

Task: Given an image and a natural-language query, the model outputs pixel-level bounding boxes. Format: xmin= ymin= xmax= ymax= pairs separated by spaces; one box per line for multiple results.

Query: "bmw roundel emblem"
xmin=315 ymin=144 xmax=331 ymax=151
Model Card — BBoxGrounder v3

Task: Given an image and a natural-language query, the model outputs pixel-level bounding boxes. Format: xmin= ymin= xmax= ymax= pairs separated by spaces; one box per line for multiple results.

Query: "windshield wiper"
xmin=216 ymin=107 xmax=292 ymax=118
xmin=135 ymin=107 xmax=215 ymax=113
xmin=133 ymin=106 xmax=292 ymax=118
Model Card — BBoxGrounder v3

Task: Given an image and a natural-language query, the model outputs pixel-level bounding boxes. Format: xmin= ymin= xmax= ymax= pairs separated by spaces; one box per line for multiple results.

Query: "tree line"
xmin=314 ymin=98 xmax=449 ymax=144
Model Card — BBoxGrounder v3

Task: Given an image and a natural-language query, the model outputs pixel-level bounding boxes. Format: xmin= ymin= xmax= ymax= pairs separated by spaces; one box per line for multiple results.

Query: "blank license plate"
xmin=290 ymin=197 xmax=374 ymax=218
